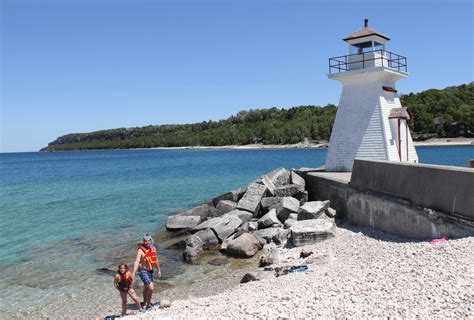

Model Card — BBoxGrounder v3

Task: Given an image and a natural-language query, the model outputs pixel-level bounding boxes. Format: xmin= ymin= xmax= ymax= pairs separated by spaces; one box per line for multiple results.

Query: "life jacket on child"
xmin=138 ymin=245 xmax=157 ymax=269
xmin=117 ymin=271 xmax=132 ymax=292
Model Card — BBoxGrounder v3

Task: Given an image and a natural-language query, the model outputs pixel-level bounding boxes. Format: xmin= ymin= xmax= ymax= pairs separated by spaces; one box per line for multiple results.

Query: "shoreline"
xmin=38 ymin=137 xmax=474 ymax=153
xmin=127 ymin=223 xmax=473 ymax=319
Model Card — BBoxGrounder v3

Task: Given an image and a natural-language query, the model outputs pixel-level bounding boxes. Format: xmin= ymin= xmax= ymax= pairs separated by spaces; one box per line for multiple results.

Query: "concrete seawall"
xmin=304 ymin=160 xmax=474 ymax=239
xmin=351 ymin=160 xmax=474 ymax=219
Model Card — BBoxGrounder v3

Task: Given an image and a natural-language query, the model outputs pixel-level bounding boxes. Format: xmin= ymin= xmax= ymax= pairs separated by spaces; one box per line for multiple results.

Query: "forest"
xmin=41 ymin=83 xmax=473 ymax=151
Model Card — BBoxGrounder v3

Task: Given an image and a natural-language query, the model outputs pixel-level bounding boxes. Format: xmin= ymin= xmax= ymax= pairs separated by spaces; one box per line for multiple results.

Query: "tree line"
xmin=41 ymin=82 xmax=473 ymax=151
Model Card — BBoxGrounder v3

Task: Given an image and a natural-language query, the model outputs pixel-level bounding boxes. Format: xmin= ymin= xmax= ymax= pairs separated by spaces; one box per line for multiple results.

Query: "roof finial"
xmin=364 ymin=19 xmax=369 ymax=28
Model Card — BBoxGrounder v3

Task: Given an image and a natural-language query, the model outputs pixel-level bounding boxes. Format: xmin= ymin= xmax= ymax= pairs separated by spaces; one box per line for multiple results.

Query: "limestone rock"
xmin=325 ymin=207 xmax=337 ymax=218
xmin=241 ymin=221 xmax=258 ymax=232
xmin=216 ymin=200 xmax=237 ymax=214
xmin=271 ymin=197 xmax=300 ymax=222
xmin=183 ymin=235 xmax=204 ymax=262
xmin=220 ymin=234 xmax=235 ymax=251
xmin=253 ymin=234 xmax=267 ymax=247
xmin=298 ymin=200 xmax=331 ymax=220
xmin=257 ymin=208 xmax=281 ymax=229
xmin=294 ymin=191 xmax=308 ymax=205
xmin=261 ymin=197 xmax=283 ymax=212
xmin=212 ymin=188 xmax=246 ymax=206
xmin=193 ymin=215 xmax=242 ymax=242
xmin=273 ymin=228 xmax=290 ymax=246
xmin=166 ymin=215 xmax=201 ymax=231
xmin=253 ymin=227 xmax=282 ymax=244
xmin=274 ymin=184 xmax=304 ymax=197
xmin=266 ymin=167 xmax=291 ymax=187
xmin=290 ymin=218 xmax=336 ymax=246
xmin=291 ymin=171 xmax=306 ymax=189
xmin=181 ymin=203 xmax=221 ymax=220
xmin=225 ymin=233 xmax=262 ymax=258
xmin=222 ymin=209 xmax=253 ymax=223
xmin=237 ymin=182 xmax=268 ymax=216
xmin=260 ymin=175 xmax=276 ymax=196
xmin=194 ymin=228 xmax=219 ymax=249
xmin=284 ymin=218 xmax=296 ymax=229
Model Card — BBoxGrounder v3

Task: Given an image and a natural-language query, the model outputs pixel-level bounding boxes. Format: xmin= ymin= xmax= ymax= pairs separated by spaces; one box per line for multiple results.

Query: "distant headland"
xmin=40 ymin=83 xmax=473 ymax=152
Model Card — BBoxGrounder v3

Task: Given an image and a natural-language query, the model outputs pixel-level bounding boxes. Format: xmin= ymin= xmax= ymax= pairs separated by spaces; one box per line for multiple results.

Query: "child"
xmin=114 ymin=263 xmax=143 ymax=316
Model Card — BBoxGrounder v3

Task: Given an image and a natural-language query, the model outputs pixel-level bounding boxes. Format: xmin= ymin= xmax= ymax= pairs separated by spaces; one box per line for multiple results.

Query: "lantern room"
xmin=329 ymin=19 xmax=407 ymax=74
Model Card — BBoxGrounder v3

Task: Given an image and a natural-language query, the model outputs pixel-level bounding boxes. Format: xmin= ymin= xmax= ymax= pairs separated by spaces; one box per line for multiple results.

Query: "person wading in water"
xmin=131 ymin=233 xmax=161 ymax=309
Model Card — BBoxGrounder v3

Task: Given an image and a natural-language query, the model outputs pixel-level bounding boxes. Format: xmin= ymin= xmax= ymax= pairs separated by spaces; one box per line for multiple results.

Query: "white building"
xmin=325 ymin=19 xmax=418 ymax=172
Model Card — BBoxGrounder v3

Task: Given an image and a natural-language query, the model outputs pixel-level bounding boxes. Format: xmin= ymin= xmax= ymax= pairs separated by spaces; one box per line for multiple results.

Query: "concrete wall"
xmin=305 ymin=172 xmax=349 ymax=218
xmin=350 ymin=159 xmax=474 ymax=219
xmin=347 ymin=189 xmax=474 ymax=239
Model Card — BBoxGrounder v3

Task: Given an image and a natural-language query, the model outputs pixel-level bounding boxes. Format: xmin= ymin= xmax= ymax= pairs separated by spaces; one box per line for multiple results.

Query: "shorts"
xmin=138 ymin=268 xmax=154 ymax=285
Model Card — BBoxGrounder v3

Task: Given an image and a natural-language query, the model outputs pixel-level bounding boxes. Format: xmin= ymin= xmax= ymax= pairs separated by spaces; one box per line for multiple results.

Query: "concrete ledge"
xmin=347 ymin=188 xmax=474 ymax=239
xmin=305 ymin=172 xmax=350 ymax=218
xmin=351 ymin=159 xmax=474 ymax=220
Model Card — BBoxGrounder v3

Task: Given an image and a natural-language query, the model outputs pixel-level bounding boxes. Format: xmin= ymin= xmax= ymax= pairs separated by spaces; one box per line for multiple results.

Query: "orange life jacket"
xmin=138 ymin=245 xmax=157 ymax=269
xmin=117 ymin=271 xmax=132 ymax=291
xmin=119 ymin=272 xmax=132 ymax=284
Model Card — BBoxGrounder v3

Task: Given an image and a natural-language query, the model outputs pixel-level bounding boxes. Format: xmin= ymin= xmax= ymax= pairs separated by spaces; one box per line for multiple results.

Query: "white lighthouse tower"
xmin=325 ymin=19 xmax=418 ymax=172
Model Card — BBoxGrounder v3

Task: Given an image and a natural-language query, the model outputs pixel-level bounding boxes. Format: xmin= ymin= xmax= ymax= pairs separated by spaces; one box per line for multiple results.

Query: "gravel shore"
xmin=126 ymin=223 xmax=473 ymax=319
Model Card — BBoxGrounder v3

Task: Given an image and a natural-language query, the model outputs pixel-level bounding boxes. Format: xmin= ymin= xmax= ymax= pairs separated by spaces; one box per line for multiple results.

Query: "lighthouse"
xmin=325 ymin=19 xmax=418 ymax=172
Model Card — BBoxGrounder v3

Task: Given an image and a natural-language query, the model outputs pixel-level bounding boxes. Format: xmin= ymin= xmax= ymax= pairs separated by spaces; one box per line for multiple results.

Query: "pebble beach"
xmin=127 ymin=223 xmax=473 ymax=319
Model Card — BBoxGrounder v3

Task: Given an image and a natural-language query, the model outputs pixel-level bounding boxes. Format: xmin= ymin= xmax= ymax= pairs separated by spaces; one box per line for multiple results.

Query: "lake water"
xmin=0 ymin=146 xmax=473 ymax=318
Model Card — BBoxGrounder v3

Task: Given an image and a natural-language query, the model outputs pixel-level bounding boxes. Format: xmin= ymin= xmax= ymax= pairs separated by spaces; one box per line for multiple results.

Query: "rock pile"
xmin=165 ymin=167 xmax=337 ymax=262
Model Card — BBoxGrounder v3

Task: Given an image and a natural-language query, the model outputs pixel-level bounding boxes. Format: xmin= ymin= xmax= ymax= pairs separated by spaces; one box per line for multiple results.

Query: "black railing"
xmin=329 ymin=49 xmax=407 ymax=74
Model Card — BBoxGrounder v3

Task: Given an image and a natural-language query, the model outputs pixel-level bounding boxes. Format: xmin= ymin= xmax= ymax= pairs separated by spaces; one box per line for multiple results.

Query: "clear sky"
xmin=1 ymin=0 xmax=472 ymax=152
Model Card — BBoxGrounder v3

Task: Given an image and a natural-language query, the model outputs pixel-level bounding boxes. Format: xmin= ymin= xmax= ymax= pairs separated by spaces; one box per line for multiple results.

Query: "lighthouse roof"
xmin=389 ymin=107 xmax=411 ymax=120
xmin=343 ymin=20 xmax=390 ymax=42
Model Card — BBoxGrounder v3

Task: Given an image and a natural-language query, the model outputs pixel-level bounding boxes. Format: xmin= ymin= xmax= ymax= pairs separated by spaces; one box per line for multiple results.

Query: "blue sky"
xmin=1 ymin=0 xmax=472 ymax=152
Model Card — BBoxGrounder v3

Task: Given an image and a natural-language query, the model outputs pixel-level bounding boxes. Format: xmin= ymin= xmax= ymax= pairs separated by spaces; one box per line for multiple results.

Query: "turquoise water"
xmin=0 ymin=146 xmax=472 ymax=318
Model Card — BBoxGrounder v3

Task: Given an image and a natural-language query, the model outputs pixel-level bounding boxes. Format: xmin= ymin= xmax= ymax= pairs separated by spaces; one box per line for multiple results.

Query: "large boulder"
xmin=216 ymin=200 xmax=237 ymax=214
xmin=220 ymin=234 xmax=235 ymax=251
xmin=260 ymin=175 xmax=276 ymax=196
xmin=225 ymin=233 xmax=262 ymax=258
xmin=194 ymin=229 xmax=219 ymax=249
xmin=291 ymin=171 xmax=306 ymax=189
xmin=294 ymin=191 xmax=308 ymax=205
xmin=222 ymin=209 xmax=253 ymax=223
xmin=273 ymin=228 xmax=290 ymax=246
xmin=266 ymin=167 xmax=291 ymax=187
xmin=298 ymin=200 xmax=331 ymax=220
xmin=193 ymin=215 xmax=242 ymax=242
xmin=284 ymin=212 xmax=298 ymax=229
xmin=290 ymin=218 xmax=336 ymax=246
xmin=179 ymin=204 xmax=221 ymax=221
xmin=183 ymin=235 xmax=204 ymax=262
xmin=284 ymin=218 xmax=296 ymax=229
xmin=274 ymin=184 xmax=304 ymax=197
xmin=325 ymin=207 xmax=337 ymax=218
xmin=260 ymin=197 xmax=283 ymax=213
xmin=166 ymin=215 xmax=201 ymax=231
xmin=257 ymin=208 xmax=281 ymax=229
xmin=237 ymin=182 xmax=268 ymax=216
xmin=253 ymin=227 xmax=282 ymax=244
xmin=212 ymin=188 xmax=246 ymax=206
xmin=271 ymin=197 xmax=300 ymax=222
xmin=241 ymin=221 xmax=258 ymax=232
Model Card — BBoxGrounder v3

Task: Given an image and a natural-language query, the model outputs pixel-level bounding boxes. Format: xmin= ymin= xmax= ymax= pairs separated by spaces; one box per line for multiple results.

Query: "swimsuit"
xmin=138 ymin=268 xmax=154 ymax=285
